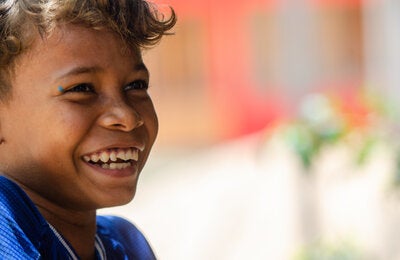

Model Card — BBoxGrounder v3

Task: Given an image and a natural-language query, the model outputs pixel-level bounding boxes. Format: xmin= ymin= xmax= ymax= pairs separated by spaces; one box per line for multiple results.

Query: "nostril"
xmin=136 ymin=118 xmax=144 ymax=128
xmin=99 ymin=102 xmax=144 ymax=131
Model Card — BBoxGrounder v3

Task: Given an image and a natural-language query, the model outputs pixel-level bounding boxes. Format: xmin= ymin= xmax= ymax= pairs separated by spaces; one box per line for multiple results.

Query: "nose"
xmin=99 ymin=99 xmax=144 ymax=132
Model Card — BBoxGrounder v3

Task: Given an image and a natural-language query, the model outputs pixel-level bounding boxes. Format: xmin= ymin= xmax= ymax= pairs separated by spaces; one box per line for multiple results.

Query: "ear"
xmin=0 ymin=123 xmax=4 ymax=145
xmin=0 ymin=108 xmax=5 ymax=145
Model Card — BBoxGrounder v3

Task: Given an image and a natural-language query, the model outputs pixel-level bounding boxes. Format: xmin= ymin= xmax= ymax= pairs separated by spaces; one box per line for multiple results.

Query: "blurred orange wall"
xmin=147 ymin=0 xmax=364 ymax=146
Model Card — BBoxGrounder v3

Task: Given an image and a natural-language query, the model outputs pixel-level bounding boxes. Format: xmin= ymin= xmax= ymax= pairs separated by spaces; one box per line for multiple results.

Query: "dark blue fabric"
xmin=0 ymin=176 xmax=156 ymax=259
xmin=97 ymin=216 xmax=156 ymax=260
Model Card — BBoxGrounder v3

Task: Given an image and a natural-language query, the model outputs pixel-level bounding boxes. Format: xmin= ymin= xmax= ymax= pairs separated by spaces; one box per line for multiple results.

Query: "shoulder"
xmin=0 ymin=176 xmax=45 ymax=258
xmin=97 ymin=215 xmax=139 ymax=232
xmin=0 ymin=176 xmax=86 ymax=259
xmin=96 ymin=215 xmax=156 ymax=260
xmin=0 ymin=176 xmax=45 ymax=228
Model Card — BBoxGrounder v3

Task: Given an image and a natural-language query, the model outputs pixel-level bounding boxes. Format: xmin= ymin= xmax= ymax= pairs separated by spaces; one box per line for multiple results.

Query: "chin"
xmin=97 ymin=191 xmax=137 ymax=209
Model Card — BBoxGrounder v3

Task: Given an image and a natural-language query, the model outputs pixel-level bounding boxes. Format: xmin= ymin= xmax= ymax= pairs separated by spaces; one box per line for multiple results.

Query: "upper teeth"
xmin=83 ymin=148 xmax=139 ymax=163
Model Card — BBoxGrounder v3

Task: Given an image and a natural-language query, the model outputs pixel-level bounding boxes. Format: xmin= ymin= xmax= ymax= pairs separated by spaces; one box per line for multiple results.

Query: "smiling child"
xmin=0 ymin=0 xmax=175 ymax=259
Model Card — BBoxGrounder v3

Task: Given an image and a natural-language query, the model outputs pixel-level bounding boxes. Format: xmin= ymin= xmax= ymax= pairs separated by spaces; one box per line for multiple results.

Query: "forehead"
xmin=10 ymin=24 xmax=144 ymax=87
xmin=24 ymin=24 xmax=140 ymax=68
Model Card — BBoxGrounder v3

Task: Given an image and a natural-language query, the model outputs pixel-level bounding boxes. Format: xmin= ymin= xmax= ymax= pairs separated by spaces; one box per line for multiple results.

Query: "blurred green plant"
xmin=294 ymin=240 xmax=366 ymax=260
xmin=392 ymin=147 xmax=400 ymax=187
xmin=282 ymin=90 xmax=395 ymax=170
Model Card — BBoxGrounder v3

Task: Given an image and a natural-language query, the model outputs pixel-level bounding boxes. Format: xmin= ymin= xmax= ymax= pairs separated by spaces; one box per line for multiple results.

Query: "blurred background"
xmin=100 ymin=0 xmax=400 ymax=259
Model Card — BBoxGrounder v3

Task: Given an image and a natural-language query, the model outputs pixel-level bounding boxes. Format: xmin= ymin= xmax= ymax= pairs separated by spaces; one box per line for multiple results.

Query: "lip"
xmin=80 ymin=142 xmax=145 ymax=158
xmin=83 ymin=160 xmax=139 ymax=178
xmin=83 ymin=142 xmax=146 ymax=156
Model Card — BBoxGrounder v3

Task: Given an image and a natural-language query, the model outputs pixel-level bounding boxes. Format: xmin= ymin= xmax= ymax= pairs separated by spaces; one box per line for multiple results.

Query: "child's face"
xmin=0 ymin=25 xmax=158 ymax=210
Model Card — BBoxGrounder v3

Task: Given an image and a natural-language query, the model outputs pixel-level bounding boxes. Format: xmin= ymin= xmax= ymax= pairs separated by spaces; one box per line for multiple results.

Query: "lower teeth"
xmin=101 ymin=162 xmax=131 ymax=170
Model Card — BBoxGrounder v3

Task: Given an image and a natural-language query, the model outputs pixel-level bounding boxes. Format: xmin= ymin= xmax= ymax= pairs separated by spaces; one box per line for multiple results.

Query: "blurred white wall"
xmin=364 ymin=0 xmax=400 ymax=100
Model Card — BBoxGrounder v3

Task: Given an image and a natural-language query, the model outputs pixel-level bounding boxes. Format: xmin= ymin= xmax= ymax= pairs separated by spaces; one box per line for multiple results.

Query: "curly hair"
xmin=0 ymin=0 xmax=176 ymax=99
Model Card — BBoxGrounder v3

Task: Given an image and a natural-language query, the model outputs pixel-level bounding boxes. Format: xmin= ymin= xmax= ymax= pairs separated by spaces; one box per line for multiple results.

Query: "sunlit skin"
xmin=0 ymin=24 xmax=158 ymax=259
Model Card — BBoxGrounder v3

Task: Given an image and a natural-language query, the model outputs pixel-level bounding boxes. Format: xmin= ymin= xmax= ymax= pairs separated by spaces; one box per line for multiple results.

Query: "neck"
xmin=23 ymin=189 xmax=97 ymax=260
xmin=40 ymin=206 xmax=97 ymax=260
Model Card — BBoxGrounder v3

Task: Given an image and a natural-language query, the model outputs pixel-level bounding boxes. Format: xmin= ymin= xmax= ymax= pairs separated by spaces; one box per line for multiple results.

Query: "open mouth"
xmin=82 ymin=148 xmax=139 ymax=170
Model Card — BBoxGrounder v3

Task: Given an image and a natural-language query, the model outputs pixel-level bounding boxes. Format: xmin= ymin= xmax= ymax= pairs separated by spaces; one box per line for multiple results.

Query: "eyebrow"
xmin=135 ymin=62 xmax=149 ymax=73
xmin=55 ymin=62 xmax=149 ymax=81
xmin=55 ymin=66 xmax=102 ymax=81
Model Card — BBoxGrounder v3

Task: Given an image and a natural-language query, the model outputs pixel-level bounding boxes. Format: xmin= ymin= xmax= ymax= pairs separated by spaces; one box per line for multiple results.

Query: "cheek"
xmin=24 ymin=106 xmax=96 ymax=163
xmin=143 ymin=103 xmax=159 ymax=142
xmin=52 ymin=104 xmax=96 ymax=135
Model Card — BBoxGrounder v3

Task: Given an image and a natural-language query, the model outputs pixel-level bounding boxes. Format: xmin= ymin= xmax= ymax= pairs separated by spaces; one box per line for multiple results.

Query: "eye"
xmin=124 ymin=80 xmax=149 ymax=91
xmin=66 ymin=83 xmax=95 ymax=93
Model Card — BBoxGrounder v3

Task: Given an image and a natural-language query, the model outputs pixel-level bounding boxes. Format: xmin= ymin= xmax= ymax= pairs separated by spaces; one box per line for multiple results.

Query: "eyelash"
xmin=67 ymin=83 xmax=94 ymax=93
xmin=66 ymin=80 xmax=148 ymax=93
xmin=123 ymin=80 xmax=149 ymax=91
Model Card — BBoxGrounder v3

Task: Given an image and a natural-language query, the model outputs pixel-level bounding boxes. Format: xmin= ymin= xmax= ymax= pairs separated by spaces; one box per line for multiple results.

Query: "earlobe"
xmin=0 ymin=121 xmax=4 ymax=145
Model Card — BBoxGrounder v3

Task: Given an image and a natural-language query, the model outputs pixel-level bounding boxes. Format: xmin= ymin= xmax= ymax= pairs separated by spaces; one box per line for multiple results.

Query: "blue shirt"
xmin=0 ymin=176 xmax=156 ymax=259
